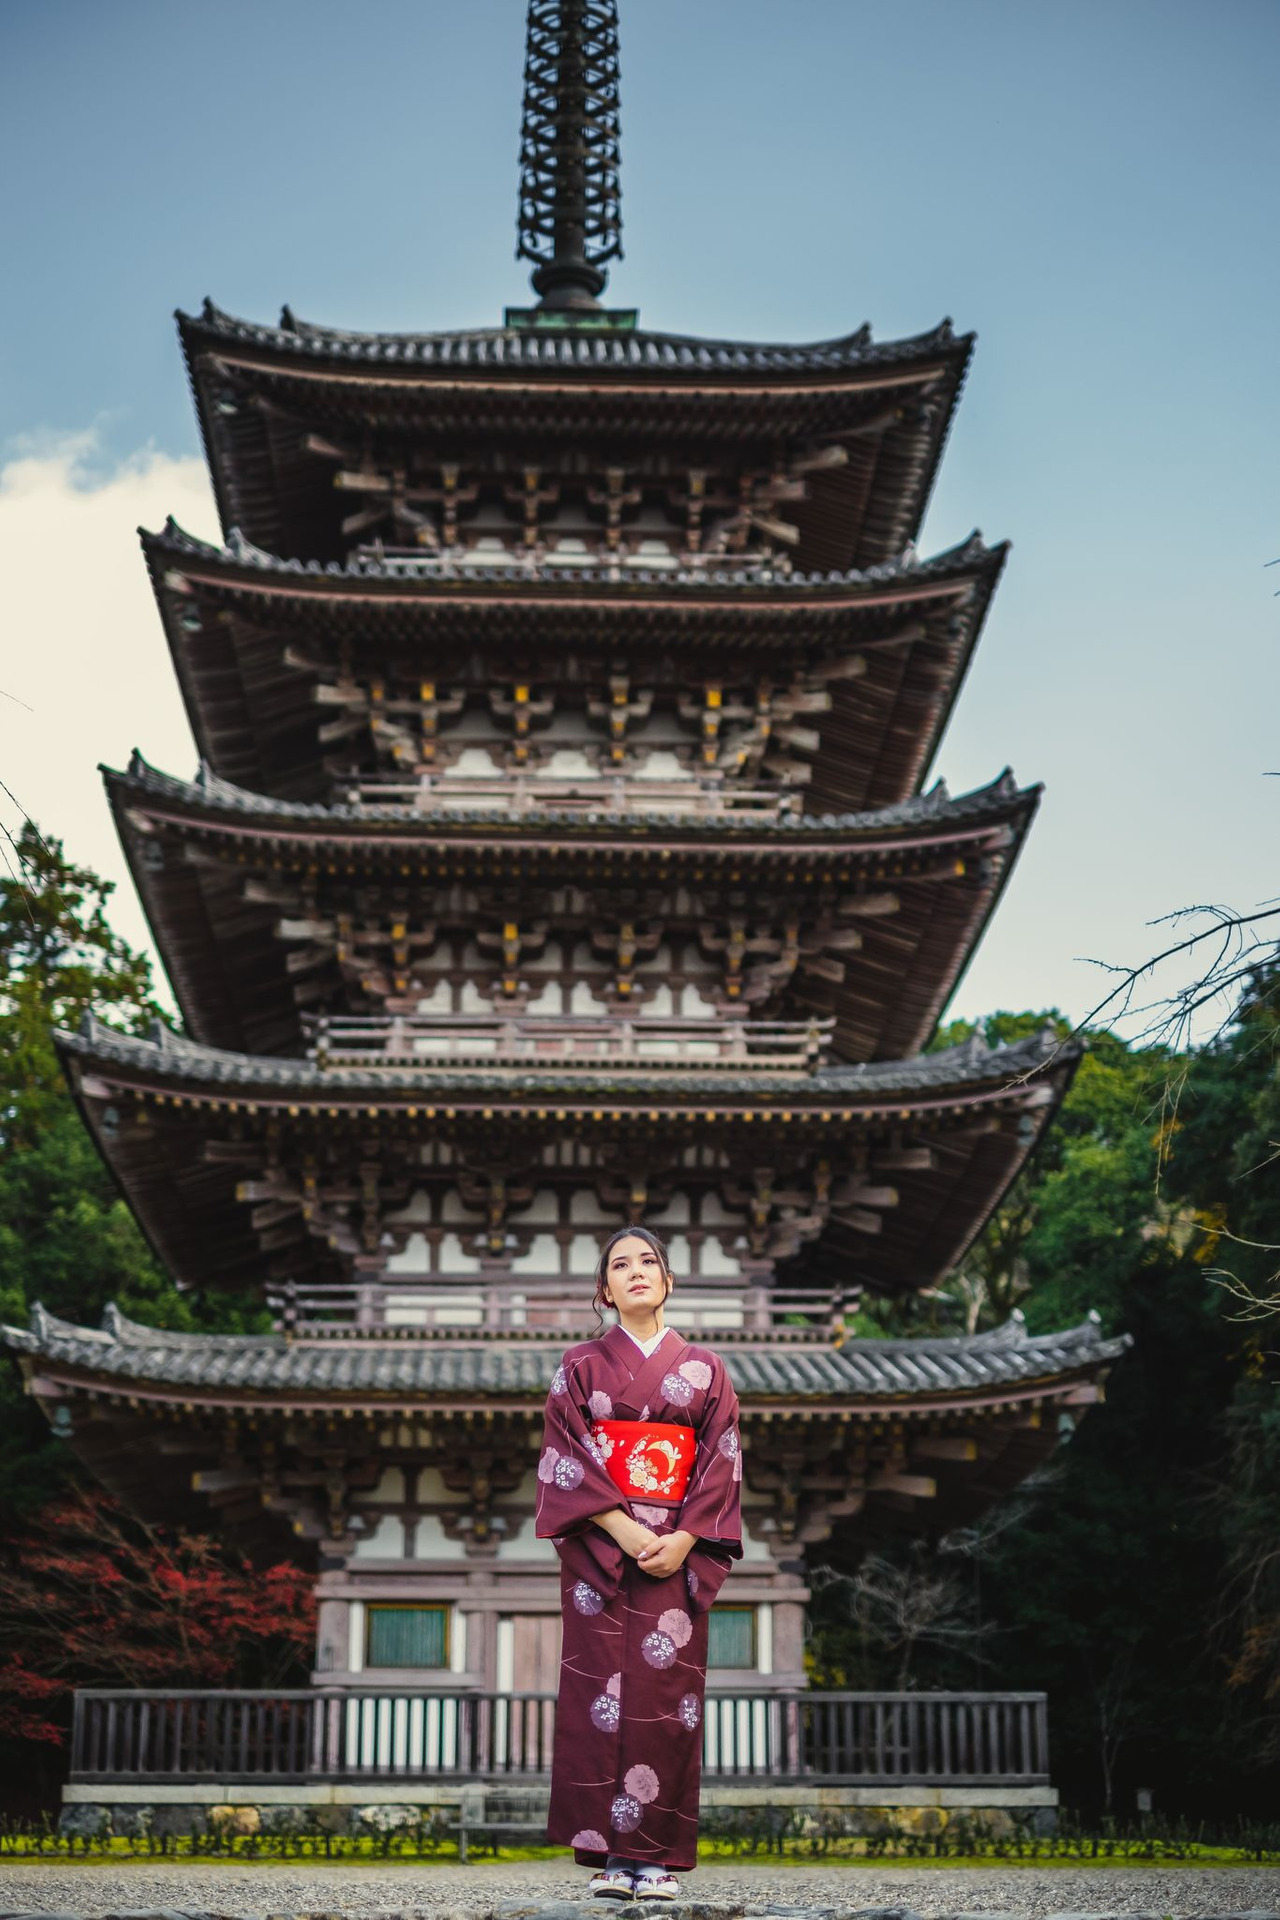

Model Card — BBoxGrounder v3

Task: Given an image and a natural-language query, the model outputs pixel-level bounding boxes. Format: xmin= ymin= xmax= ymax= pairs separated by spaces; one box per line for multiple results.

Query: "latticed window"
xmin=707 ymin=1606 xmax=755 ymax=1669
xmin=366 ymin=1604 xmax=449 ymax=1669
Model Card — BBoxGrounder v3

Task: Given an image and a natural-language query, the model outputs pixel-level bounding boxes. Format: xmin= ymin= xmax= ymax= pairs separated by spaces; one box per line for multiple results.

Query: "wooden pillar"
xmin=770 ymin=1599 xmax=808 ymax=1686
xmin=315 ymin=1596 xmax=350 ymax=1676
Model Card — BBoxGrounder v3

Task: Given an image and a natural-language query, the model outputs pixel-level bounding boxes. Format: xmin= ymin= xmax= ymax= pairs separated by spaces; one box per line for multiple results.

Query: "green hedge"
xmin=4 ymin=1809 xmax=1280 ymax=1863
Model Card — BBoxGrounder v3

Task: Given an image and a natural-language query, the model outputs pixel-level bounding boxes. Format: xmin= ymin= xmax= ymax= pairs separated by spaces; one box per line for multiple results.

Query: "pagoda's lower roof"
xmin=5 ymin=1301 xmax=1126 ymax=1557
xmin=113 ymin=750 xmax=1032 ymax=845
xmin=155 ymin=516 xmax=1001 ymax=602
xmin=180 ymin=303 xmax=971 ymax=572
xmin=56 ymin=1015 xmax=1075 ymax=1302
xmin=6 ymin=1300 xmax=1125 ymax=1412
xmin=109 ymin=755 xmax=1036 ymax=1064
xmin=63 ymin=1009 xmax=1066 ymax=1103
xmin=146 ymin=522 xmax=1004 ymax=812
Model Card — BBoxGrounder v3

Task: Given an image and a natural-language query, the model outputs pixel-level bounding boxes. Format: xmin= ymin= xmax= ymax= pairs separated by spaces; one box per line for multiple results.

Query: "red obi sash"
xmin=591 ymin=1419 xmax=695 ymax=1506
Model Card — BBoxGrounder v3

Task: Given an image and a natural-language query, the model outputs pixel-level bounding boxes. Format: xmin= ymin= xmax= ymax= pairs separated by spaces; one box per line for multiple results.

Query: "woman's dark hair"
xmin=591 ymin=1225 xmax=673 ymax=1330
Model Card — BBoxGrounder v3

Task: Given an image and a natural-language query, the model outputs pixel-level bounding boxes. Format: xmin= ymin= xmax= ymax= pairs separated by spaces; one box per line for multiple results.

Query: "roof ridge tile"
xmin=148 ymin=518 xmax=1003 ymax=594
xmin=110 ymin=754 xmax=1032 ymax=839
xmin=0 ymin=1304 xmax=1131 ymax=1399
xmin=53 ymin=1008 xmax=1079 ymax=1098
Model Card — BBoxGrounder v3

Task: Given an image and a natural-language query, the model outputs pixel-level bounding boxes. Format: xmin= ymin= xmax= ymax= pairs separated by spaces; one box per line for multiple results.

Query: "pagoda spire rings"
xmin=517 ymin=0 xmax=623 ymax=310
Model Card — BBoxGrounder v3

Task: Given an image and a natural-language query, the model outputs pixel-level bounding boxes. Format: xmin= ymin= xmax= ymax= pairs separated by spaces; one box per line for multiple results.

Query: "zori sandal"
xmin=632 ymin=1866 xmax=679 ymax=1901
xmin=588 ymin=1865 xmax=636 ymax=1900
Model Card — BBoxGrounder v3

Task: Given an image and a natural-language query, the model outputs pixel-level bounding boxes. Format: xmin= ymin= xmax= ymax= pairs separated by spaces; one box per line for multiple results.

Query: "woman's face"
xmin=603 ymin=1233 xmax=669 ymax=1313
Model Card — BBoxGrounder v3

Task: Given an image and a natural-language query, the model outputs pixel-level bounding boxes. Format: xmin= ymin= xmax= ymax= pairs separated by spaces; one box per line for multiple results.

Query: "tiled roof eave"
xmin=56 ymin=1012 xmax=1078 ymax=1105
xmin=109 ymin=754 xmax=1036 ymax=846
xmin=3 ymin=1304 xmax=1130 ymax=1407
xmin=179 ymin=304 xmax=972 ymax=382
xmin=147 ymin=520 xmax=1004 ymax=604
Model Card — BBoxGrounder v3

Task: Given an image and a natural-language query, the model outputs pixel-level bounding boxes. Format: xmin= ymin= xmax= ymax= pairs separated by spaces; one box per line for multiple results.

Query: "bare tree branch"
xmin=811 ymin=1549 xmax=996 ymax=1688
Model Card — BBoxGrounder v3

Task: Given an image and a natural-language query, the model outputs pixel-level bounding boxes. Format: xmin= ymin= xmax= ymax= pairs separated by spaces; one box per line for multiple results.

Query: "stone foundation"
xmin=59 ymin=1780 xmax=1059 ymax=1840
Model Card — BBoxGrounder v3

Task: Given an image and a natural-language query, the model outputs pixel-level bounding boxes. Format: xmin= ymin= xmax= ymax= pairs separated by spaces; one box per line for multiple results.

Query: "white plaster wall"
xmin=499 ymin=1514 xmax=557 ymax=1560
xmin=416 ymin=1467 xmax=469 ymax=1505
xmin=352 ymin=1514 xmax=406 ymax=1560
xmin=353 ymin=1468 xmax=405 ymax=1504
xmin=386 ymin=1233 xmax=431 ymax=1275
xmin=410 ymin=1514 xmax=467 ymax=1561
xmin=386 ymin=1188 xmax=433 ymax=1224
xmin=510 ymin=1233 xmax=561 ymax=1274
xmin=437 ymin=1232 xmax=481 ymax=1273
xmin=739 ymin=1517 xmax=776 ymax=1564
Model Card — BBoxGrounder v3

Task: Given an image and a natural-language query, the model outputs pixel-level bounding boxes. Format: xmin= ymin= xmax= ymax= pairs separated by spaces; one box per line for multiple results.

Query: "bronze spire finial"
xmin=516 ymin=0 xmax=623 ymax=311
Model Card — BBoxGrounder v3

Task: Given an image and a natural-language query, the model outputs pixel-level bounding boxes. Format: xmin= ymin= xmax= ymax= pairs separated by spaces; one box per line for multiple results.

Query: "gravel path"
xmin=1 ymin=1859 xmax=1279 ymax=1917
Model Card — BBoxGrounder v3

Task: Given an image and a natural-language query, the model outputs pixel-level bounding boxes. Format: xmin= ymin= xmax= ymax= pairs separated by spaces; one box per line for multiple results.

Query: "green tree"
xmin=1167 ymin=975 xmax=1280 ymax=1769
xmin=815 ymin=1008 xmax=1280 ymax=1817
xmin=955 ymin=1000 xmax=1279 ymax=1816
xmin=0 ymin=824 xmax=267 ymax=1527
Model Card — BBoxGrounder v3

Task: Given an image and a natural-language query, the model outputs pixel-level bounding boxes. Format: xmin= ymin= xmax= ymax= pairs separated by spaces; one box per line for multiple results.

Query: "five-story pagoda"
xmin=8 ymin=0 xmax=1121 ymax=1714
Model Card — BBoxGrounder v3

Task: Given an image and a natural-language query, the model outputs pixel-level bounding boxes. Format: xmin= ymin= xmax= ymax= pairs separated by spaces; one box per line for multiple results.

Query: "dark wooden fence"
xmin=70 ymin=1688 xmax=1049 ymax=1787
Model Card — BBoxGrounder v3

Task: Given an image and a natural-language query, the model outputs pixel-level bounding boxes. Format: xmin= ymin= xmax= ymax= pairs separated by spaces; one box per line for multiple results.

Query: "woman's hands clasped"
xmin=591 ymin=1509 xmax=695 ymax=1574
xmin=592 ymin=1508 xmax=661 ymax=1560
xmin=637 ymin=1527 xmax=696 ymax=1578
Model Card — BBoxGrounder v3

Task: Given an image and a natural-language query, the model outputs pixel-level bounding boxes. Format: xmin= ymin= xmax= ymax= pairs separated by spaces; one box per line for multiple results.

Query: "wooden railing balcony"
xmin=304 ymin=1013 xmax=834 ymax=1072
xmin=265 ymin=1276 xmax=844 ymax=1339
xmin=70 ymin=1688 xmax=1049 ymax=1788
xmin=338 ymin=770 xmax=800 ymax=818
xmin=354 ymin=542 xmax=786 ymax=583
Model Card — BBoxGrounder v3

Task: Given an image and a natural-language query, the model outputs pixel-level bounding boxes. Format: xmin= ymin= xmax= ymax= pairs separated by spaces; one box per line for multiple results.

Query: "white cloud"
xmin=0 ymin=432 xmax=218 ymax=995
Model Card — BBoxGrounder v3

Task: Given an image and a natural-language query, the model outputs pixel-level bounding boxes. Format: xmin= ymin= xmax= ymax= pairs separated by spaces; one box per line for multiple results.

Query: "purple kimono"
xmin=535 ymin=1324 xmax=742 ymax=1872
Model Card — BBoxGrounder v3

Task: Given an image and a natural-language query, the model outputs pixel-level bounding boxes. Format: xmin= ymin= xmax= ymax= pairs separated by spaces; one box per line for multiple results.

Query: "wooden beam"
xmin=798 ymin=955 xmax=845 ymax=985
xmin=832 ymin=1205 xmax=883 ymax=1234
xmin=911 ymin=1435 xmax=978 ymax=1463
xmin=807 ymin=653 xmax=868 ymax=683
xmin=302 ymin=432 xmax=352 ymax=461
xmin=872 ymin=1146 xmax=936 ymax=1173
xmin=772 ymin=724 xmax=822 ymax=755
xmin=868 ymin=1469 xmax=937 ymax=1499
xmin=832 ymin=1181 xmax=899 ymax=1209
xmin=840 ymin=892 xmax=900 ymax=919
xmin=191 ymin=1466 xmax=259 ymax=1494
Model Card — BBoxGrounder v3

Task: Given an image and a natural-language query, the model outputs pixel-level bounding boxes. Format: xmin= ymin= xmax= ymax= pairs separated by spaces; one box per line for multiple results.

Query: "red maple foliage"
xmin=0 ymin=1489 xmax=315 ymax=1746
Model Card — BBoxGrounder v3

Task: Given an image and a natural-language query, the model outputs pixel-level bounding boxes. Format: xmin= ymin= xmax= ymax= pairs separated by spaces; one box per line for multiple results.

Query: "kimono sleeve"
xmin=681 ymin=1353 xmax=742 ymax=1546
xmin=534 ymin=1351 xmax=625 ymax=1539
xmin=678 ymin=1354 xmax=742 ymax=1612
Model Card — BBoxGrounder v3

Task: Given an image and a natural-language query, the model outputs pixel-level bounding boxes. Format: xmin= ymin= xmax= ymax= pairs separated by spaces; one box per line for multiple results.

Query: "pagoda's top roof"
xmin=61 ymin=1008 xmax=1068 ymax=1103
xmin=6 ymin=1298 xmax=1125 ymax=1406
xmin=179 ymin=304 xmax=972 ymax=571
xmin=184 ymin=301 xmax=970 ymax=382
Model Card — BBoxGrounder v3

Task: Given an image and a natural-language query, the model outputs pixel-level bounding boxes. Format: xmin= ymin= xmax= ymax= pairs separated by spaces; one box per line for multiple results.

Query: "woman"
xmin=535 ymin=1226 xmax=742 ymax=1900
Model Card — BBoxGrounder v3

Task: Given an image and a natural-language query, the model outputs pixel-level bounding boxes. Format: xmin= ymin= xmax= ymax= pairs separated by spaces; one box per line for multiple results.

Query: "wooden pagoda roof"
xmin=4 ymin=1303 xmax=1125 ymax=1554
xmin=55 ymin=1016 xmax=1076 ymax=1303
xmin=8 ymin=1299 xmax=1124 ymax=1411
xmin=146 ymin=521 xmax=1006 ymax=810
xmin=107 ymin=755 xmax=1038 ymax=1064
xmin=112 ymin=749 xmax=1033 ymax=847
xmin=178 ymin=302 xmax=973 ymax=570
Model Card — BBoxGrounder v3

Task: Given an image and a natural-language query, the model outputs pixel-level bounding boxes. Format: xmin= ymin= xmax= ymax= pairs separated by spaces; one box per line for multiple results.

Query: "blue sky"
xmin=1 ymin=0 xmax=1277 ymax=1032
